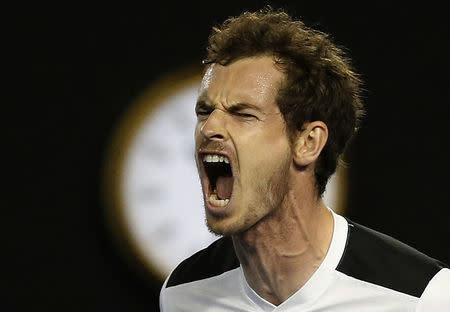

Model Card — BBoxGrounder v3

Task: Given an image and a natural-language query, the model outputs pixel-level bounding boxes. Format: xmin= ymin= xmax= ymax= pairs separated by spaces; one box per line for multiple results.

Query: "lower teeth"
xmin=209 ymin=192 xmax=229 ymax=207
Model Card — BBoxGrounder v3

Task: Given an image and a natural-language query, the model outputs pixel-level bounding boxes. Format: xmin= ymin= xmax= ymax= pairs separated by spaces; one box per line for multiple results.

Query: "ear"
xmin=292 ymin=121 xmax=328 ymax=167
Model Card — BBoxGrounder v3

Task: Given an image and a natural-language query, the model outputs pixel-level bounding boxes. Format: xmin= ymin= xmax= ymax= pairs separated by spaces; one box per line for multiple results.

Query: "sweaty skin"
xmin=195 ymin=56 xmax=333 ymax=305
xmin=195 ymin=56 xmax=291 ymax=235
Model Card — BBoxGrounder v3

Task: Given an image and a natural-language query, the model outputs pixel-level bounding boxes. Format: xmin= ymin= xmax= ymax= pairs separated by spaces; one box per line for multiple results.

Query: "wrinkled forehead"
xmin=198 ymin=57 xmax=284 ymax=104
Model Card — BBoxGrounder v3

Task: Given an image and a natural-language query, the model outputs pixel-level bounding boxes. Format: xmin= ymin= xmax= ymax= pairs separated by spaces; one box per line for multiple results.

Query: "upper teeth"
xmin=203 ymin=154 xmax=229 ymax=164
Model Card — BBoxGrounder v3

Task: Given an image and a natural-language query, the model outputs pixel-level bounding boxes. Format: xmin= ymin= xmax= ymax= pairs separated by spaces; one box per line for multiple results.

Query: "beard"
xmin=205 ymin=151 xmax=291 ymax=236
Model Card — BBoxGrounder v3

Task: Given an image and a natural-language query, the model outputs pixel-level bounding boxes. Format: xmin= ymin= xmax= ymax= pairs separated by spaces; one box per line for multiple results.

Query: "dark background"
xmin=4 ymin=1 xmax=449 ymax=311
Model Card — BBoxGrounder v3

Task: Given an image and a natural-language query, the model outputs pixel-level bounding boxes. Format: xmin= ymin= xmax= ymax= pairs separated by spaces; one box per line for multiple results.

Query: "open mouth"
xmin=202 ymin=154 xmax=234 ymax=207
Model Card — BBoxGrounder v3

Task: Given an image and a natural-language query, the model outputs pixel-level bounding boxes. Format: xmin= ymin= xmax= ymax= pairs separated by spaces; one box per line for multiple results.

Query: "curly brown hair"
xmin=204 ymin=7 xmax=364 ymax=196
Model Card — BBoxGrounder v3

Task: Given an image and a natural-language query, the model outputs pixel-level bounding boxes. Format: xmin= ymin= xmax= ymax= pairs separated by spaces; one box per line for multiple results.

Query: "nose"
xmin=200 ymin=109 xmax=227 ymax=141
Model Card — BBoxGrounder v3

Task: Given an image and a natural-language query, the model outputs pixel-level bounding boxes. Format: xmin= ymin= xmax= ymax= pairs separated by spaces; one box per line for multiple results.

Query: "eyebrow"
xmin=227 ymin=102 xmax=264 ymax=114
xmin=195 ymin=98 xmax=264 ymax=115
xmin=195 ymin=100 xmax=212 ymax=112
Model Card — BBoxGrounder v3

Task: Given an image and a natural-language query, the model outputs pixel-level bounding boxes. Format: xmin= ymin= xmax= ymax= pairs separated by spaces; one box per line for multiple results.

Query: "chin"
xmin=206 ymin=217 xmax=234 ymax=236
xmin=205 ymin=211 xmax=255 ymax=236
xmin=206 ymin=215 xmax=242 ymax=236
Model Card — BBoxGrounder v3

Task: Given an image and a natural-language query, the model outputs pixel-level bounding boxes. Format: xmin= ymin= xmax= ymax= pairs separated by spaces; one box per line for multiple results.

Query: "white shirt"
xmin=160 ymin=211 xmax=450 ymax=311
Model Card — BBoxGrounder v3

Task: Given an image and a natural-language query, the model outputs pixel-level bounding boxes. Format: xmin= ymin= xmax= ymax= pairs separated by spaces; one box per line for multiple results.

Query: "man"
xmin=160 ymin=7 xmax=449 ymax=311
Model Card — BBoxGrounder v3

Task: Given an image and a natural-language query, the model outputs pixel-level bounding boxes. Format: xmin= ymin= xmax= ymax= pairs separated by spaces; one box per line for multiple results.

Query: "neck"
xmin=231 ymin=185 xmax=334 ymax=306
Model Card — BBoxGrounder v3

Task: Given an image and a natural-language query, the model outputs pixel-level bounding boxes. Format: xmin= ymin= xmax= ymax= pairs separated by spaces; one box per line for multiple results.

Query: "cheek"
xmin=240 ymin=123 xmax=290 ymax=161
xmin=238 ymin=133 xmax=291 ymax=178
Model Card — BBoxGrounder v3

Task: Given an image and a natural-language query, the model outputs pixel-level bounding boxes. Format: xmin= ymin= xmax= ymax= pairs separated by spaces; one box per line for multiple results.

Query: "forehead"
xmin=199 ymin=56 xmax=284 ymax=107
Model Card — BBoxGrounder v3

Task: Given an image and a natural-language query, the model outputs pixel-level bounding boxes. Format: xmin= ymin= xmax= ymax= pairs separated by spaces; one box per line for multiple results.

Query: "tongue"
xmin=216 ymin=176 xmax=234 ymax=200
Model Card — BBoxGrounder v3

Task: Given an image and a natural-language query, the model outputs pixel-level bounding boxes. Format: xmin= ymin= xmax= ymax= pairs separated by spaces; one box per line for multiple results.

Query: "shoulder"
xmin=337 ymin=218 xmax=448 ymax=298
xmin=416 ymin=268 xmax=450 ymax=311
xmin=164 ymin=236 xmax=239 ymax=288
xmin=160 ymin=236 xmax=241 ymax=311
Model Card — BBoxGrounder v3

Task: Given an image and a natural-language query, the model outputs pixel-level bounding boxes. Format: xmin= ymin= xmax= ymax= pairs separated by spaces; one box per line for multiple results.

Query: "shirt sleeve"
xmin=416 ymin=268 xmax=450 ymax=312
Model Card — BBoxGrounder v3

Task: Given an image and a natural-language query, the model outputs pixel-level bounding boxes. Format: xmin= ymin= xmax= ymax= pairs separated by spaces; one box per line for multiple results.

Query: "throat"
xmin=231 ymin=201 xmax=334 ymax=306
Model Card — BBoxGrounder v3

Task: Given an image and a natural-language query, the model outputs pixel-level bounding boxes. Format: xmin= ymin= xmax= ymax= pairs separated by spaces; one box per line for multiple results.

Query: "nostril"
xmin=209 ymin=133 xmax=224 ymax=140
xmin=201 ymin=125 xmax=225 ymax=140
xmin=201 ymin=127 xmax=225 ymax=140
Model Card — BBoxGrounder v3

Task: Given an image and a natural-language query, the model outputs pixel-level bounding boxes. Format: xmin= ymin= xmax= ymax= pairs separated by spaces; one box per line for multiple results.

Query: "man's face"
xmin=195 ymin=56 xmax=292 ymax=235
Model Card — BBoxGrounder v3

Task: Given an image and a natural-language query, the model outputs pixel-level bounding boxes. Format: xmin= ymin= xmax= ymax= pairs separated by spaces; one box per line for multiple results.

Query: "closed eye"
xmin=196 ymin=110 xmax=210 ymax=116
xmin=195 ymin=109 xmax=213 ymax=118
xmin=231 ymin=111 xmax=259 ymax=120
xmin=226 ymin=103 xmax=261 ymax=120
xmin=236 ymin=112 xmax=256 ymax=118
xmin=195 ymin=100 xmax=213 ymax=118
